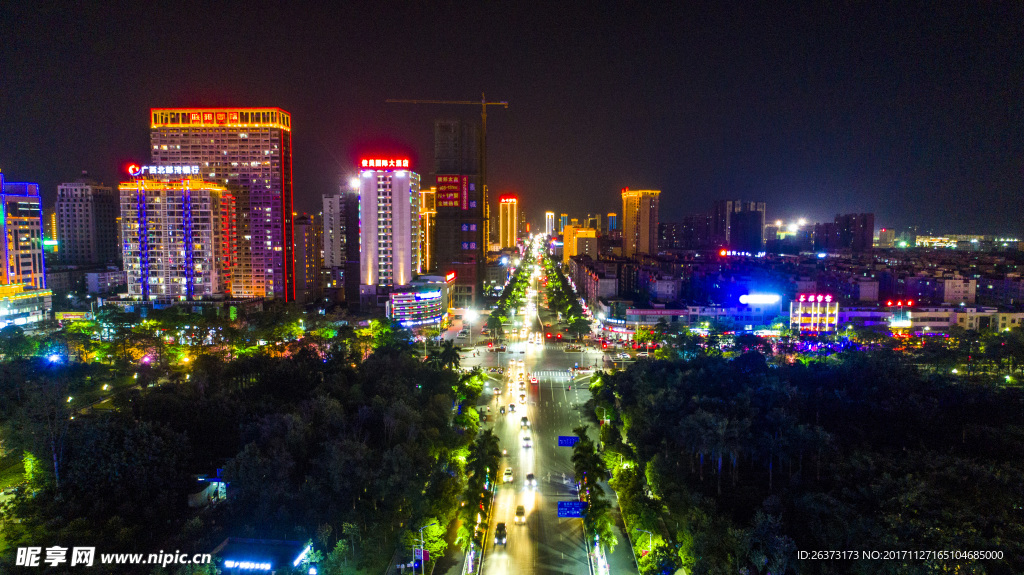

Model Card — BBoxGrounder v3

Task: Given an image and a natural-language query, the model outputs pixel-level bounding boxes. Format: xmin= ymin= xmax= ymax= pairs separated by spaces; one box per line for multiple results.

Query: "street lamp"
xmin=417 ymin=522 xmax=437 ymax=575
xmin=638 ymin=529 xmax=654 ymax=555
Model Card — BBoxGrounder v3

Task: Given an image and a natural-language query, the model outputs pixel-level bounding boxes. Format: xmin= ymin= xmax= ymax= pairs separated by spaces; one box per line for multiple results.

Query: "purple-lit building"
xmin=0 ymin=173 xmax=46 ymax=288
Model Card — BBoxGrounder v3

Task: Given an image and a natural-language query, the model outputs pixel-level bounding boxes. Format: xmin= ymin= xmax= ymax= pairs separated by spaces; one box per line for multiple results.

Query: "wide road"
xmin=470 ymin=246 xmax=638 ymax=575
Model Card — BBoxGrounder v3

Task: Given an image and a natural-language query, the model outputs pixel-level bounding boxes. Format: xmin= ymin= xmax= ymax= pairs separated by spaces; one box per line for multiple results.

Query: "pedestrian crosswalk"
xmin=531 ymin=369 xmax=575 ymax=381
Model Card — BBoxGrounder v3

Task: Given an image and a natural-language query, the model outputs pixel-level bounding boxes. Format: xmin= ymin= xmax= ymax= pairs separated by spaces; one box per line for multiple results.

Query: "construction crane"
xmin=386 ymin=93 xmax=509 ymax=247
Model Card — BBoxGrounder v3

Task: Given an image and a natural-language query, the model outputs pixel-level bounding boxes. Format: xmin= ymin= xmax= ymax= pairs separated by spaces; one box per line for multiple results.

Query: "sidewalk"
xmin=600 ymin=479 xmax=641 ymax=574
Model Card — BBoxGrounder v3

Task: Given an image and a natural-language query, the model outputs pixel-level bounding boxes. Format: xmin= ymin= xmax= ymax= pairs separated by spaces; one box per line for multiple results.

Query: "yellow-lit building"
xmin=0 ymin=283 xmax=52 ymax=328
xmin=562 ymin=225 xmax=597 ymax=264
xmin=499 ymin=195 xmax=518 ymax=249
xmin=419 ymin=186 xmax=436 ymax=272
xmin=789 ymin=293 xmax=839 ymax=333
xmin=545 ymin=211 xmax=555 ymax=236
xmin=621 ymin=188 xmax=660 ymax=258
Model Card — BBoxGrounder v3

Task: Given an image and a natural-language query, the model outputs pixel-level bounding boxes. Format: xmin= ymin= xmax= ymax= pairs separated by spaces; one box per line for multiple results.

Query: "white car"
xmin=503 ymin=468 xmax=514 ymax=483
xmin=522 ymin=435 xmax=532 ymax=448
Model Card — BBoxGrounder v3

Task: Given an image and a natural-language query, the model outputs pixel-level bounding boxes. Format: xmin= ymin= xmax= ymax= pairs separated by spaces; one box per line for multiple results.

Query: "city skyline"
xmin=1 ymin=3 xmax=1022 ymax=234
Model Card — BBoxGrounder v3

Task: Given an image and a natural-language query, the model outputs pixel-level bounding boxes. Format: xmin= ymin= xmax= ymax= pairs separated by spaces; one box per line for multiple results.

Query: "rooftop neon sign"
xmin=128 ymin=164 xmax=200 ymax=176
xmin=360 ymin=158 xmax=410 ymax=169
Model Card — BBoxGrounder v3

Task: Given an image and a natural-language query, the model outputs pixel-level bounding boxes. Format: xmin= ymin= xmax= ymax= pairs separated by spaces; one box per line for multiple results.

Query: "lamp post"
xmin=638 ymin=529 xmax=653 ymax=555
xmin=418 ymin=522 xmax=437 ymax=575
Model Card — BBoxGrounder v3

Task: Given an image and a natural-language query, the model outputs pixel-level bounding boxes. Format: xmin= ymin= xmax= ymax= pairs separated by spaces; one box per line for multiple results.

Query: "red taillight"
xmin=557 ymin=334 xmax=562 ymax=339
xmin=546 ymin=333 xmax=552 ymax=338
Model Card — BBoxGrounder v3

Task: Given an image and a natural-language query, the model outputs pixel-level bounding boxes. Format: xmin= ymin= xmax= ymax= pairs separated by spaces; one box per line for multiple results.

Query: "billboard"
xmin=55 ymin=311 xmax=92 ymax=321
xmin=437 ymin=175 xmax=461 ymax=208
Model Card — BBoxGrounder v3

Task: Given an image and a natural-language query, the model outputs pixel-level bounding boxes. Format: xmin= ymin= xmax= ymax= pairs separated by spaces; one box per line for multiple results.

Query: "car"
xmin=530 ymin=376 xmax=538 ymax=384
xmin=494 ymin=386 xmax=502 ymax=394
xmin=515 ymin=505 xmax=526 ymax=523
xmin=526 ymin=473 xmax=537 ymax=487
xmin=617 ymin=352 xmax=630 ymax=359
xmin=522 ymin=435 xmax=532 ymax=448
xmin=495 ymin=523 xmax=508 ymax=545
xmin=636 ymin=351 xmax=649 ymax=358
xmin=503 ymin=468 xmax=514 ymax=483
xmin=509 ymin=403 xmax=516 ymax=412
xmin=521 ymin=416 xmax=529 ymax=428
xmin=519 ymin=393 xmax=526 ymax=403
xmin=499 ymin=406 xmax=506 ymax=415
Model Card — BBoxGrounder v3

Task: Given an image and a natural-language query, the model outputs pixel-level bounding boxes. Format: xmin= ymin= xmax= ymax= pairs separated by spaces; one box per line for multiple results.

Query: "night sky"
xmin=2 ymin=1 xmax=1022 ymax=233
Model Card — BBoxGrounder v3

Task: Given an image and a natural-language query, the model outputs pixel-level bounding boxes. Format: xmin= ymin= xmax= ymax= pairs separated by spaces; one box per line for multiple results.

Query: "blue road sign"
xmin=557 ymin=501 xmax=588 ymax=518
xmin=558 ymin=436 xmax=580 ymax=447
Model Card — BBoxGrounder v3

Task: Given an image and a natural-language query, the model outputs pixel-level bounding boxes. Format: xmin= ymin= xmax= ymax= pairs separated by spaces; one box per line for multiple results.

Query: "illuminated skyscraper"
xmin=545 ymin=211 xmax=555 ymax=236
xmin=359 ymin=158 xmax=420 ymax=298
xmin=559 ymin=214 xmax=568 ymax=233
xmin=119 ymin=177 xmax=236 ymax=301
xmin=56 ymin=176 xmax=119 ymax=265
xmin=499 ymin=195 xmax=518 ymax=249
xmin=0 ymin=173 xmax=46 ymax=288
xmin=621 ymin=188 xmax=660 ymax=258
xmin=419 ymin=187 xmax=436 ymax=272
xmin=149 ymin=107 xmax=294 ymax=300
xmin=607 ymin=212 xmax=618 ymax=231
xmin=562 ymin=225 xmax=597 ymax=264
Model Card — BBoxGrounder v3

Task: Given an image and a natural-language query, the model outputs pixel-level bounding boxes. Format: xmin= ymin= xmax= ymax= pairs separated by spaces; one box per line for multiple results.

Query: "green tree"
xmin=438 ymin=340 xmax=461 ymax=370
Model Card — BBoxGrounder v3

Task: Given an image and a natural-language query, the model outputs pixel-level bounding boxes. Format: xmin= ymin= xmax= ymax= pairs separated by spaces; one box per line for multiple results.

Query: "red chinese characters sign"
xmin=361 ymin=158 xmax=410 ymax=169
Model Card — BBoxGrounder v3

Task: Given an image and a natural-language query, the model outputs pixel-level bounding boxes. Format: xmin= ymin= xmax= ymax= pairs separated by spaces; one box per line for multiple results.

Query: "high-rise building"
xmin=814 ymin=214 xmax=875 ymax=252
xmin=322 ymin=184 xmax=361 ymax=303
xmin=1 ymin=174 xmax=46 ymax=288
xmin=659 ymin=222 xmax=682 ymax=249
xmin=149 ymin=107 xmax=294 ymax=300
xmin=56 ymin=176 xmax=119 ymax=265
xmin=730 ymin=210 xmax=765 ymax=253
xmin=680 ymin=213 xmax=713 ymax=249
xmin=607 ymin=213 xmax=618 ymax=231
xmin=712 ymin=200 xmax=766 ymax=248
xmin=621 ymin=188 xmax=660 ymax=258
xmin=119 ymin=177 xmax=235 ymax=301
xmin=433 ymin=119 xmax=485 ymax=307
xmin=559 ymin=214 xmax=568 ymax=233
xmin=294 ymin=214 xmax=323 ymax=303
xmin=836 ymin=213 xmax=875 ymax=252
xmin=562 ymin=225 xmax=598 ymax=264
xmin=545 ymin=211 xmax=555 ymax=236
xmin=499 ymin=195 xmax=518 ymax=249
xmin=359 ymin=158 xmax=420 ymax=302
xmin=42 ymin=207 xmax=58 ymax=257
xmin=585 ymin=214 xmax=603 ymax=234
xmin=420 ymin=186 xmax=436 ymax=272
xmin=877 ymin=228 xmax=896 ymax=248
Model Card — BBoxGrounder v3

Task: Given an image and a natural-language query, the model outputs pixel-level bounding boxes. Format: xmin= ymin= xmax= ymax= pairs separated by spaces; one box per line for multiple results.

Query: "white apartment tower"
xmin=119 ymin=177 xmax=236 ymax=301
xmin=359 ymin=159 xmax=420 ymax=290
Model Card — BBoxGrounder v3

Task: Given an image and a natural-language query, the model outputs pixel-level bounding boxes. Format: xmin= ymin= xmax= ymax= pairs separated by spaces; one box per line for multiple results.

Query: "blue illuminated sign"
xmin=557 ymin=501 xmax=588 ymax=518
xmin=558 ymin=436 xmax=580 ymax=447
